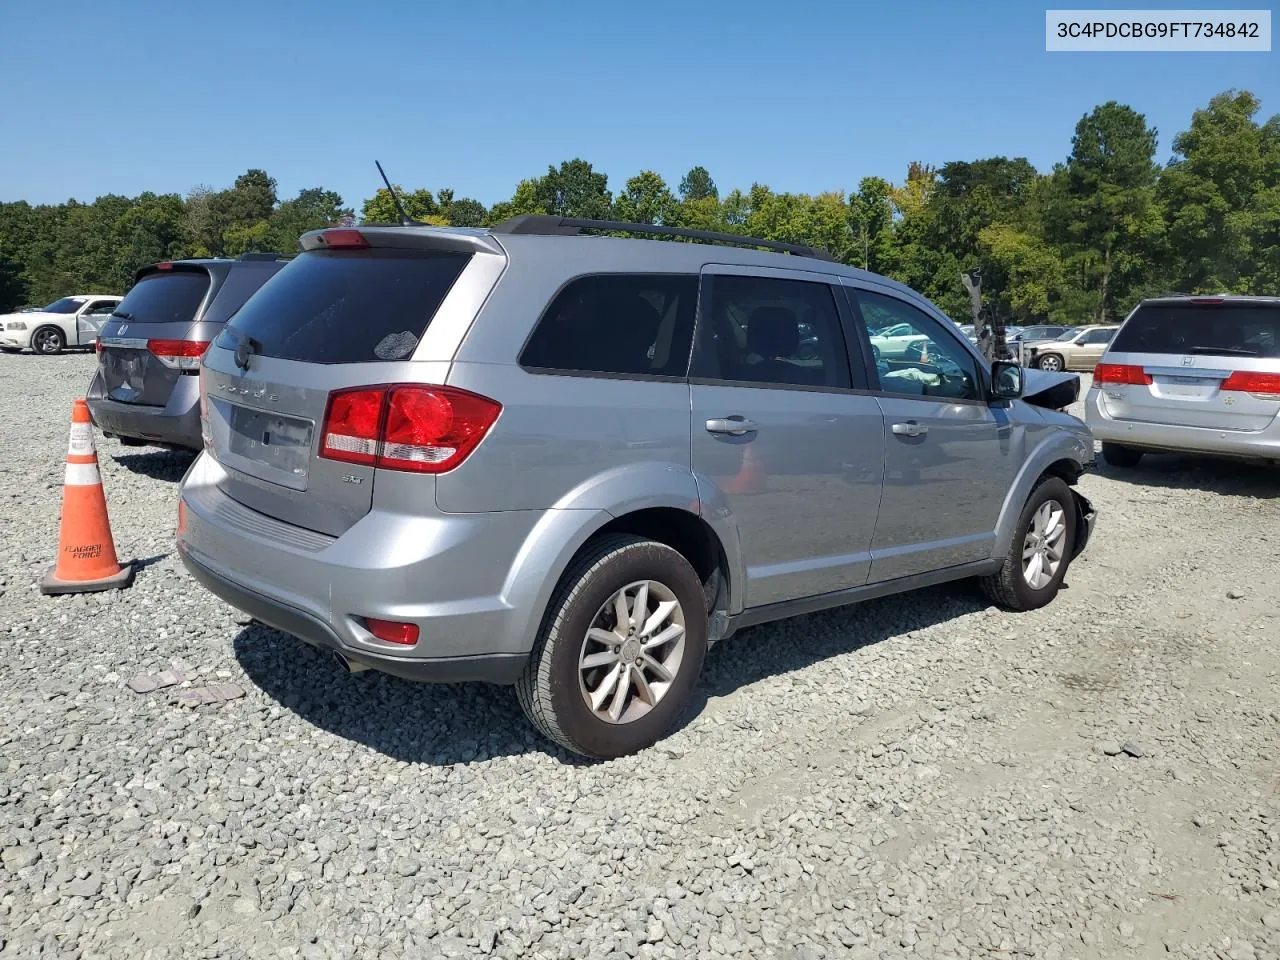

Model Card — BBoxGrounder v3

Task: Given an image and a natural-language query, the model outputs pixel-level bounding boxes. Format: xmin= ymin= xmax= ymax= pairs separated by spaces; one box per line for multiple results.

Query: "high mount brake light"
xmin=319 ymin=385 xmax=501 ymax=474
xmin=319 ymin=229 xmax=370 ymax=249
xmin=148 ymin=339 xmax=210 ymax=371
xmin=1093 ymin=363 xmax=1152 ymax=386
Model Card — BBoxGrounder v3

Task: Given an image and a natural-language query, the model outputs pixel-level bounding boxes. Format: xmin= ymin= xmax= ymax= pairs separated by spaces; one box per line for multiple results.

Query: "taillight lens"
xmin=95 ymin=338 xmax=103 ymax=354
xmin=364 ymin=617 xmax=419 ymax=645
xmin=321 ymin=388 xmax=385 ymax=465
xmin=319 ymin=385 xmax=501 ymax=474
xmin=1221 ymin=370 xmax=1280 ymax=399
xmin=148 ymin=339 xmax=210 ymax=370
xmin=1093 ymin=362 xmax=1152 ymax=385
xmin=320 ymin=229 xmax=369 ymax=248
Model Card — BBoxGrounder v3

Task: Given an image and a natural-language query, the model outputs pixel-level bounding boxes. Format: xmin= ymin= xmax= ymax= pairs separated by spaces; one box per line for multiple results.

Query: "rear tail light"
xmin=148 ymin=339 xmax=210 ymax=370
xmin=1221 ymin=370 xmax=1280 ymax=399
xmin=363 ymin=617 xmax=419 ymax=645
xmin=320 ymin=385 xmax=501 ymax=474
xmin=95 ymin=338 xmax=103 ymax=354
xmin=1093 ymin=363 xmax=1152 ymax=386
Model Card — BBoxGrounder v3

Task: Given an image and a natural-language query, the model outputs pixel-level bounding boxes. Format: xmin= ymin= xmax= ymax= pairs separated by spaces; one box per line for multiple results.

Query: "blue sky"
xmin=1 ymin=0 xmax=1276 ymax=210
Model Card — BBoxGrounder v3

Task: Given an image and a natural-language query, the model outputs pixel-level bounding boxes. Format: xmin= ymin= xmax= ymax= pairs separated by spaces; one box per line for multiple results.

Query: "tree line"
xmin=1 ymin=89 xmax=1276 ymax=324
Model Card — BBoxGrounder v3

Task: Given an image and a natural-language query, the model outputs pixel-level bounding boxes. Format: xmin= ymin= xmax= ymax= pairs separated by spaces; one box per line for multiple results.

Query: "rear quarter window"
xmin=201 ymin=264 xmax=287 ymax=326
xmin=215 ymin=249 xmax=470 ymax=363
xmin=1112 ymin=302 xmax=1280 ymax=359
xmin=115 ymin=271 xmax=210 ymax=324
xmin=520 ymin=274 xmax=698 ymax=378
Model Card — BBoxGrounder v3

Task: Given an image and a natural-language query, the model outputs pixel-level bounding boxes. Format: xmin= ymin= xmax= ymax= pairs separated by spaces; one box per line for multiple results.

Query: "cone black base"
xmin=39 ymin=560 xmax=136 ymax=596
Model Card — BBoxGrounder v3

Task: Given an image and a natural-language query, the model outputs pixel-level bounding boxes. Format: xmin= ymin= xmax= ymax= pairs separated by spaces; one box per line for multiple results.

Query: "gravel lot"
xmin=2 ymin=350 xmax=1278 ymax=960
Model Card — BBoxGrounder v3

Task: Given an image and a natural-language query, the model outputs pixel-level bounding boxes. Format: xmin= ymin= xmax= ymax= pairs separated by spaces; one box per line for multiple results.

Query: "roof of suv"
xmin=1139 ymin=294 xmax=1280 ymax=305
xmin=300 ymin=218 xmax=937 ymax=313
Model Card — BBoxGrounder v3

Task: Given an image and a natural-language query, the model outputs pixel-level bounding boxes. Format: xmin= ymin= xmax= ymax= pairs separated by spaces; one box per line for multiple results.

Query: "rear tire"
xmin=32 ymin=326 xmax=65 ymax=355
xmin=980 ymin=476 xmax=1077 ymax=612
xmin=516 ymin=534 xmax=707 ymax=759
xmin=1036 ymin=353 xmax=1064 ymax=372
xmin=1101 ymin=442 xmax=1143 ymax=468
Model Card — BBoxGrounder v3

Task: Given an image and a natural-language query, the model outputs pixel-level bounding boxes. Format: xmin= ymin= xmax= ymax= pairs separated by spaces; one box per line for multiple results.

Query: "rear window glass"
xmin=202 ymin=264 xmax=285 ymax=326
xmin=1112 ymin=302 xmax=1280 ymax=359
xmin=215 ymin=249 xmax=470 ymax=363
xmin=116 ymin=272 xmax=210 ymax=324
xmin=520 ymin=274 xmax=698 ymax=377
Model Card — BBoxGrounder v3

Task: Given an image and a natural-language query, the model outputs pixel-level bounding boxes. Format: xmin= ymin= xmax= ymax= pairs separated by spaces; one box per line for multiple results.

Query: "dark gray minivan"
xmin=88 ymin=254 xmax=289 ymax=450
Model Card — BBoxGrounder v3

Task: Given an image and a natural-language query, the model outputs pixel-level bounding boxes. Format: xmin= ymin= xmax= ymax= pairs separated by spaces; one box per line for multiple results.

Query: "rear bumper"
xmin=175 ymin=452 xmax=561 ymax=685
xmin=1085 ymin=388 xmax=1280 ymax=460
xmin=179 ymin=543 xmax=526 ymax=684
xmin=86 ymin=369 xmax=202 ymax=449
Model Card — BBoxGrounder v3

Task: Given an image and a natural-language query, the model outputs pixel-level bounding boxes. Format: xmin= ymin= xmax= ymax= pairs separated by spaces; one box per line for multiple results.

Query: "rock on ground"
xmin=2 ymin=354 xmax=1278 ymax=959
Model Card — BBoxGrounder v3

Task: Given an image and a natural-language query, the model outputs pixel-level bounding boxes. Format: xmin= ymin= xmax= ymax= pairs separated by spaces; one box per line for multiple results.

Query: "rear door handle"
xmin=705 ymin=416 xmax=758 ymax=436
xmin=891 ymin=421 xmax=928 ymax=438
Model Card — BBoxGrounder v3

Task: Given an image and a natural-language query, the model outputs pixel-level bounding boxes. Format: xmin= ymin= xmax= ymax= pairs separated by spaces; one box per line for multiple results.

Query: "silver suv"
xmin=1085 ymin=295 xmax=1280 ymax=467
xmin=177 ymin=217 xmax=1097 ymax=758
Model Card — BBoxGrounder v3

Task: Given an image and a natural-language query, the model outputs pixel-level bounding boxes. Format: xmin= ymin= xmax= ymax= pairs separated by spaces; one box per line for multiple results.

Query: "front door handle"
xmin=705 ymin=416 xmax=758 ymax=436
xmin=891 ymin=420 xmax=928 ymax=438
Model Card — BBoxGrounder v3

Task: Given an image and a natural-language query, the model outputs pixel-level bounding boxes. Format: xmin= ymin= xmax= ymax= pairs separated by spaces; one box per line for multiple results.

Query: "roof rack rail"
xmin=491 ymin=215 xmax=836 ymax=262
xmin=238 ymin=252 xmax=290 ymax=261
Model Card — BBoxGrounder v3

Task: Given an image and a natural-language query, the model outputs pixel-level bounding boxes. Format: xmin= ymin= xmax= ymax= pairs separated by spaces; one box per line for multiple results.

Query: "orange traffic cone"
xmin=40 ymin=400 xmax=135 ymax=595
xmin=722 ymin=441 xmax=766 ymax=495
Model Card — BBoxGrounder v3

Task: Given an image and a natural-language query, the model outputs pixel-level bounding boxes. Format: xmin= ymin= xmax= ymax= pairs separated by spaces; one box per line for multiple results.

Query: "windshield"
xmin=41 ymin=297 xmax=86 ymax=314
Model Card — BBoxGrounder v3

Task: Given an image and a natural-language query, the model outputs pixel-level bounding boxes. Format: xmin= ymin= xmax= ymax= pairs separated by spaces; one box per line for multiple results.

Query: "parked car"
xmin=0 ymin=295 xmax=123 ymax=354
xmin=177 ymin=217 xmax=1096 ymax=758
xmin=87 ymin=254 xmax=289 ymax=449
xmin=1011 ymin=324 xmax=1072 ymax=344
xmin=1023 ymin=325 xmax=1119 ymax=371
xmin=1085 ymin=295 xmax=1280 ymax=467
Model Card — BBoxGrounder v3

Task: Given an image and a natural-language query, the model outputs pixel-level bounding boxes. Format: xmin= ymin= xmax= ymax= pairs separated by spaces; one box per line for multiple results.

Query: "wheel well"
xmin=593 ymin=508 xmax=730 ymax=615
xmin=1042 ymin=458 xmax=1083 ymax=486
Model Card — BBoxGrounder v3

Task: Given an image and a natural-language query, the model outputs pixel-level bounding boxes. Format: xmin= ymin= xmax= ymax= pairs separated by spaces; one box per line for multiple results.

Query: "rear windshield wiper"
xmin=1187 ymin=345 xmax=1258 ymax=356
xmin=111 ymin=310 xmax=134 ymax=321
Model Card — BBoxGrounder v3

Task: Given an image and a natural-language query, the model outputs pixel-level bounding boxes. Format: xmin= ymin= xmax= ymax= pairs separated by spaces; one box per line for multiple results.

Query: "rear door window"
xmin=1112 ymin=302 xmax=1280 ymax=359
xmin=215 ymin=249 xmax=470 ymax=363
xmin=116 ymin=271 xmax=210 ymax=324
xmin=202 ymin=264 xmax=285 ymax=326
xmin=520 ymin=274 xmax=698 ymax=377
xmin=691 ymin=275 xmax=851 ymax=389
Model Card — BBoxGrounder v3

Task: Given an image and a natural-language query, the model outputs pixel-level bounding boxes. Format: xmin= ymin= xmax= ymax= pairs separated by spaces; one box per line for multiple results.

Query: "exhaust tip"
xmin=332 ymin=651 xmax=370 ymax=674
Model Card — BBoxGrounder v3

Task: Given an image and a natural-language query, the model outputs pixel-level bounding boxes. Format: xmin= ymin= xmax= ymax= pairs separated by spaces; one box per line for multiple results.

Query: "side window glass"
xmin=85 ymin=301 xmax=118 ymax=316
xmin=855 ymin=290 xmax=982 ymax=401
xmin=520 ymin=274 xmax=698 ymax=377
xmin=692 ymin=275 xmax=850 ymax=389
xmin=1085 ymin=329 xmax=1114 ymax=344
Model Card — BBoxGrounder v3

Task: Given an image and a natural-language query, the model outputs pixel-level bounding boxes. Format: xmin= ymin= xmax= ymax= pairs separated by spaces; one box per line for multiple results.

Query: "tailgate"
xmin=200 ymin=240 xmax=481 ymax=538
xmin=1099 ymin=301 xmax=1280 ymax=431
xmin=97 ymin=268 xmax=211 ymax=405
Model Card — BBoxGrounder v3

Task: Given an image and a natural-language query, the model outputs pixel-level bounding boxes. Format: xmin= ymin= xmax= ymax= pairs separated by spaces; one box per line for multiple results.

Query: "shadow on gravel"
xmin=1096 ymin=454 xmax=1279 ymax=499
xmin=112 ymin=449 xmax=198 ymax=482
xmin=233 ymin=581 xmax=992 ymax=765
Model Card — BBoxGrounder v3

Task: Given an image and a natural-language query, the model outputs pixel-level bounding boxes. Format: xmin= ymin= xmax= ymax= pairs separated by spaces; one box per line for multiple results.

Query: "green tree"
xmin=485 ymin=178 xmax=546 ymax=224
xmin=1160 ymin=90 xmax=1279 ymax=293
xmin=1044 ymin=103 xmax=1163 ymax=322
xmin=269 ymin=188 xmax=352 ymax=252
xmin=360 ymin=186 xmax=439 ymax=224
xmin=0 ymin=247 xmax=28 ymax=311
xmin=613 ymin=171 xmax=678 ymax=225
xmin=535 ymin=159 xmax=612 ymax=220
xmin=678 ymin=166 xmax=718 ymax=202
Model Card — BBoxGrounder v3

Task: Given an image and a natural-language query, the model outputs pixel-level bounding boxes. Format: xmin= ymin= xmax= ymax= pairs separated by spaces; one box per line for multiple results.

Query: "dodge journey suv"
xmin=177 ymin=217 xmax=1097 ymax=758
xmin=88 ymin=254 xmax=289 ymax=449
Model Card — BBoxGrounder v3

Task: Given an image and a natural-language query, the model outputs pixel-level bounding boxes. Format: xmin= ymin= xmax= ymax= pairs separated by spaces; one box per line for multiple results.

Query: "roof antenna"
xmin=375 ymin=160 xmax=416 ymax=226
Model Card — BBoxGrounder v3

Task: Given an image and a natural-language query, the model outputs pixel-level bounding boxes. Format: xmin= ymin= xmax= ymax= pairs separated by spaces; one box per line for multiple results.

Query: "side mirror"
xmin=991 ymin=360 xmax=1023 ymax=400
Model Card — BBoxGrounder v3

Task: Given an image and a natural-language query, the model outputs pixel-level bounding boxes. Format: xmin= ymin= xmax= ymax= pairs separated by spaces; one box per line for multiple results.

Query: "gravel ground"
xmin=2 ymin=350 xmax=1278 ymax=960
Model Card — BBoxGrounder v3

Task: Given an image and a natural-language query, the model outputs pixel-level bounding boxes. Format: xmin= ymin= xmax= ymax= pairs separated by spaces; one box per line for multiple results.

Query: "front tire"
xmin=32 ymin=326 xmax=65 ymax=355
xmin=1101 ymin=442 xmax=1143 ymax=468
xmin=980 ymin=476 xmax=1077 ymax=612
xmin=1036 ymin=353 xmax=1064 ymax=372
xmin=516 ymin=534 xmax=708 ymax=759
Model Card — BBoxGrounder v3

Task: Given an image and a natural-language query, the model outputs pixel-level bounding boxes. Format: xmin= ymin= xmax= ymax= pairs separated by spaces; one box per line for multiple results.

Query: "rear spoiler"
xmin=299 ymin=226 xmax=505 ymax=258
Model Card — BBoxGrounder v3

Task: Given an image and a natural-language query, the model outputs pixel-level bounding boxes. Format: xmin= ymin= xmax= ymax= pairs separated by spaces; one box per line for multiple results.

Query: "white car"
xmin=0 ymin=295 xmax=123 ymax=355
xmin=869 ymin=321 xmax=929 ymax=359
